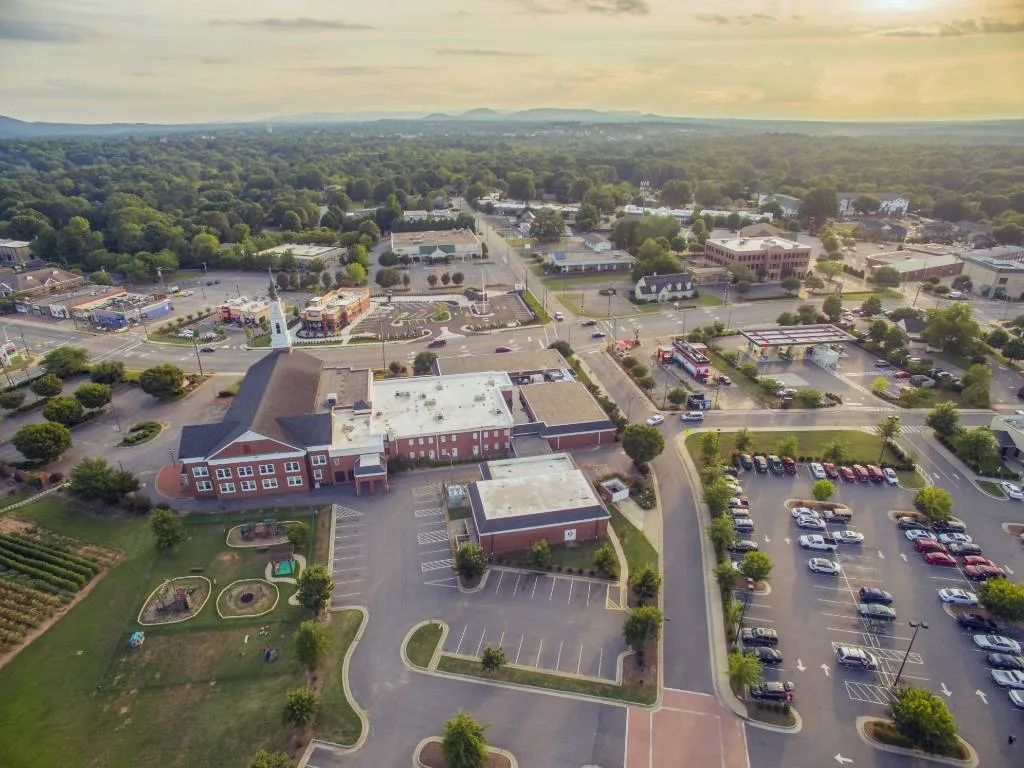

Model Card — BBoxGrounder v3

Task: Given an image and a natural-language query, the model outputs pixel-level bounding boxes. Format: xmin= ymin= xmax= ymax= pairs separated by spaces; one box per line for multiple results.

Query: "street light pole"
xmin=109 ymin=398 xmax=123 ymax=432
xmin=892 ymin=620 xmax=928 ymax=689
xmin=192 ymin=337 xmax=205 ymax=376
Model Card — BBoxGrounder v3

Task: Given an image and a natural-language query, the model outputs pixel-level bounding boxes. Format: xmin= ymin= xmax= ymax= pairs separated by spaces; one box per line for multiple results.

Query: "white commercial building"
xmin=390 ymin=230 xmax=482 ymax=262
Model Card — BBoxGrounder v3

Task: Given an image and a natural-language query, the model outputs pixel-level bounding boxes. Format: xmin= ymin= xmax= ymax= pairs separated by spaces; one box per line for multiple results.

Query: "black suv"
xmin=947 ymin=542 xmax=983 ymax=557
xmin=767 ymin=455 xmax=785 ymax=475
xmin=741 ymin=627 xmax=779 ymax=647
xmin=932 ymin=518 xmax=967 ymax=534
xmin=957 ymin=613 xmax=999 ymax=632
xmin=744 ymin=647 xmax=782 ymax=665
xmin=858 ymin=587 xmax=893 ymax=605
xmin=729 ymin=540 xmax=759 ymax=554
xmin=747 ymin=681 xmax=794 ymax=701
xmin=753 ymin=455 xmax=768 ymax=473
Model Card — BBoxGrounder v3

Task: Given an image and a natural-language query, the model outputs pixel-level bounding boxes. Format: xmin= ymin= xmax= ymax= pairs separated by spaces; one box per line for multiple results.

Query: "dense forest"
xmin=1 ymin=129 xmax=1023 ymax=281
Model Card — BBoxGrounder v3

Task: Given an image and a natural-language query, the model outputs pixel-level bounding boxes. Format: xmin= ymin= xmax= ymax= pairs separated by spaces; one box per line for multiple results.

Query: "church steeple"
xmin=267 ymin=270 xmax=291 ymax=351
xmin=267 ymin=269 xmax=278 ymax=300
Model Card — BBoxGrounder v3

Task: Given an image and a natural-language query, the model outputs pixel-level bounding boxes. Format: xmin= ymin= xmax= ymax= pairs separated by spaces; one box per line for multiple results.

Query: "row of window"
xmin=198 ymin=476 xmax=305 ymax=494
xmin=407 ymin=442 xmax=509 ymax=460
xmin=405 ymin=429 xmax=510 ymax=448
xmin=193 ymin=461 xmax=302 ymax=480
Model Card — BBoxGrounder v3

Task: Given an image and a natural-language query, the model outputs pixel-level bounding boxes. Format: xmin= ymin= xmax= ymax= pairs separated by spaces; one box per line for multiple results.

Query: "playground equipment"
xmin=240 ymin=518 xmax=285 ymax=540
xmin=128 ymin=631 xmax=146 ymax=649
xmin=155 ymin=580 xmax=191 ymax=613
xmin=272 ymin=556 xmax=297 ymax=578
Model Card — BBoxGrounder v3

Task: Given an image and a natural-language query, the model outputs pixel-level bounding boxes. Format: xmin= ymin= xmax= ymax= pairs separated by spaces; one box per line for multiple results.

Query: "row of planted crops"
xmin=0 ymin=532 xmax=102 ymax=647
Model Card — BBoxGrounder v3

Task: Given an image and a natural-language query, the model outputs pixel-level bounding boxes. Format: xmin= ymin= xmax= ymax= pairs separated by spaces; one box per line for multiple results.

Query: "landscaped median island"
xmin=406 ymin=621 xmax=444 ymax=669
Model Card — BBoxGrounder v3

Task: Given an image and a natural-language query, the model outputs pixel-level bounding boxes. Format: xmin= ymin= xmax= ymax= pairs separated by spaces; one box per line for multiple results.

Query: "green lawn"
xmin=438 ymin=655 xmax=656 ymax=705
xmin=493 ymin=537 xmax=618 ymax=576
xmin=695 ymin=293 xmax=725 ymax=308
xmin=608 ymin=506 xmax=658 ymax=575
xmin=928 ymin=349 xmax=975 ymax=372
xmin=314 ymin=609 xmax=366 ymax=746
xmin=406 ymin=622 xmax=444 ymax=669
xmin=541 ymin=274 xmax=627 ymax=289
xmin=977 ymin=480 xmax=1007 ymax=499
xmin=0 ymin=498 xmax=331 ymax=768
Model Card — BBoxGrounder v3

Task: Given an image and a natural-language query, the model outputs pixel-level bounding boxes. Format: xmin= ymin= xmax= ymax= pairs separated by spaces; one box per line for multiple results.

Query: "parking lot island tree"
xmin=480 ymin=644 xmax=507 ymax=675
xmin=728 ymin=650 xmax=763 ymax=696
xmin=913 ymin=487 xmax=954 ymax=524
xmin=703 ymin=479 xmax=734 ymax=518
xmin=876 ymin=415 xmax=901 ymax=463
xmin=42 ymin=395 xmax=85 ymax=426
xmin=733 ymin=427 xmax=754 ymax=454
xmin=454 ymin=542 xmax=487 ymax=581
xmin=247 ymin=749 xmax=292 ymax=768
xmin=40 ymin=346 xmax=90 ymax=379
xmin=73 ymin=382 xmax=112 ymax=410
xmin=925 ymin=401 xmax=960 ymax=438
xmin=90 ymin=360 xmax=125 ymax=384
xmin=629 ymin=564 xmax=662 ymax=602
xmin=738 ymin=551 xmax=772 ymax=584
xmin=442 ymin=710 xmax=489 ymax=768
xmin=10 ymin=421 xmax=72 ymax=463
xmin=30 ymin=373 xmax=63 ymax=399
xmin=888 ymin=686 xmax=960 ymax=757
xmin=775 ymin=435 xmax=799 ymax=459
xmin=296 ymin=563 xmax=334 ymax=617
xmin=592 ymin=541 xmax=619 ymax=578
xmin=812 ymin=479 xmax=836 ymax=501
xmin=0 ymin=390 xmax=25 ymax=410
xmin=138 ymin=364 xmax=185 ymax=400
xmin=977 ymin=579 xmax=1024 ymax=622
xmin=526 ymin=539 xmax=552 ymax=569
xmin=622 ymin=424 xmax=666 ymax=469
xmin=709 ymin=516 xmax=737 ymax=558
xmin=149 ymin=505 xmax=183 ymax=551
xmin=952 ymin=427 xmax=999 ymax=469
xmin=622 ymin=605 xmax=664 ymax=666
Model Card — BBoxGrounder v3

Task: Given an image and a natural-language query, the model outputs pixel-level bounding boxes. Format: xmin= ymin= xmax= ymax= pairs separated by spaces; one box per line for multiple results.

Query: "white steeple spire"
xmin=268 ymin=270 xmax=292 ymax=351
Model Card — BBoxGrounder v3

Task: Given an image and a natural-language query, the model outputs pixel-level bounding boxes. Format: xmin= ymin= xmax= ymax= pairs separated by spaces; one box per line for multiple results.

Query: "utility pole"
xmin=192 ymin=336 xmax=205 ymax=376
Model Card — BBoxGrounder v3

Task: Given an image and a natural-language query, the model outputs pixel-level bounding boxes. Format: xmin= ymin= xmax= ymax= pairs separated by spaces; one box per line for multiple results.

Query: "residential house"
xmin=0 ymin=267 xmax=83 ymax=298
xmin=837 ymin=193 xmax=910 ymax=217
xmin=757 ymin=194 xmax=803 ymax=217
xmin=633 ymin=273 xmax=698 ymax=303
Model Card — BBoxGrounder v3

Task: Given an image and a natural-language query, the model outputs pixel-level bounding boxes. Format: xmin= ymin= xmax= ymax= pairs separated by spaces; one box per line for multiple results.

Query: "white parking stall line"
xmin=494 ymin=571 xmax=505 ymax=594
xmin=845 ymin=681 xmax=898 ymax=706
xmin=818 ymin=598 xmax=857 ymax=606
xmin=334 ymin=544 xmax=364 ymax=550
xmin=418 ymin=530 xmax=450 ymax=545
xmin=744 ymin=616 xmax=775 ymax=624
xmin=455 ymin=626 xmax=467 ymax=654
xmin=332 ymin=504 xmax=363 ymax=519
xmin=420 ymin=547 xmax=452 ymax=556
xmin=332 ymin=567 xmax=364 ymax=574
xmin=830 ymin=642 xmax=923 ymax=665
xmin=335 ymin=522 xmax=363 ymax=529
xmin=515 ymin=635 xmax=524 ymax=665
xmin=827 ymin=626 xmax=914 ymax=642
xmin=334 ymin=554 xmax=365 ymax=562
xmin=476 ymin=630 xmax=487 ymax=657
xmin=414 ymin=507 xmax=444 ymax=518
xmin=334 ymin=578 xmax=364 ymax=586
xmin=422 ymin=559 xmax=454 ymax=572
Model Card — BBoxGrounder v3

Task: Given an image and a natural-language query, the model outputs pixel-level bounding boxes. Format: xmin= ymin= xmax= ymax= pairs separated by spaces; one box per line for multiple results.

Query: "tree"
xmin=987 ymin=328 xmax=1010 ymax=348
xmin=452 ymin=271 xmax=465 ymax=286
xmin=74 ymin=382 xmax=112 ymax=409
xmin=953 ymin=427 xmax=999 ymax=468
xmin=714 ymin=561 xmax=740 ymax=595
xmin=780 ymin=276 xmax=801 ymax=295
xmin=870 ymin=266 xmax=902 ymax=288
xmin=630 ymin=564 xmax=662 ymax=601
xmin=1003 ymin=338 xmax=1024 ymax=361
xmin=531 ymin=209 xmax=565 ymax=242
xmin=796 ymin=303 xmax=818 ymax=324
xmin=861 ymin=296 xmax=883 ymax=316
xmin=30 ymin=374 xmax=63 ymax=398
xmin=288 ymin=521 xmax=310 ymax=550
xmin=247 ymin=749 xmax=293 ymax=768
xmin=0 ymin=390 xmax=25 ymax=410
xmin=427 ymin=274 xmax=438 ymax=288
xmin=739 ymin=551 xmax=772 ymax=583
xmin=700 ymin=431 xmax=721 ymax=463
xmin=442 ymin=711 xmax=489 ymax=768
xmin=800 ymin=185 xmax=839 ymax=225
xmin=868 ymin=319 xmax=888 ymax=341
xmin=877 ymin=415 xmax=901 ymax=462
xmin=401 ymin=273 xmax=411 ymax=289
xmin=872 ymin=377 xmax=891 ymax=396
xmin=548 ymin=340 xmax=574 ymax=359
xmin=889 ymin=686 xmax=959 ymax=756
xmin=40 ymin=346 xmax=90 ymax=378
xmin=621 ymin=424 xmax=665 ymax=467
xmin=150 ymin=505 xmax=183 ymax=551
xmin=526 ymin=539 xmax=551 ymax=569
xmin=978 ymin=579 xmax=1024 ymax=622
xmin=346 ymin=263 xmax=366 ymax=283
xmin=413 ymin=351 xmax=438 ymax=375
xmin=296 ymin=563 xmax=334 ymax=616
xmin=961 ymin=363 xmax=992 ymax=408
xmin=822 ymin=294 xmax=843 ymax=322
xmin=480 ymin=644 xmax=507 ymax=674
xmin=295 ymin=620 xmax=332 ymax=668
xmin=776 ymin=311 xmax=799 ymax=326
xmin=818 ymin=260 xmax=844 ymax=283
xmin=708 ymin=515 xmax=737 ymax=556
xmin=728 ymin=651 xmax=763 ymax=694
xmin=593 ymin=542 xmax=619 ymax=578
xmin=42 ymin=396 xmax=85 ymax=426
xmin=139 ymin=364 xmax=185 ymax=400
xmin=68 ymin=457 xmax=139 ymax=503
xmin=853 ymin=194 xmax=882 ymax=215
xmin=812 ymin=479 xmax=836 ymax=501
xmin=622 ymin=605 xmax=663 ymax=658
xmin=11 ymin=422 xmax=72 ymax=462
xmin=454 ymin=542 xmax=487 ymax=580
xmin=375 ymin=267 xmax=401 ymax=288
xmin=775 ymin=435 xmax=798 ymax=458
xmin=913 ymin=487 xmax=953 ymax=524
xmin=883 ymin=325 xmax=907 ymax=351
xmin=926 ymin=401 xmax=960 ymax=438
xmin=247 ymin=749 xmax=292 ymax=768
xmin=922 ymin=303 xmax=981 ymax=353
xmin=734 ymin=427 xmax=754 ymax=454
xmin=440 ymin=272 xmax=451 ymax=286
xmin=283 ymin=687 xmax=319 ymax=726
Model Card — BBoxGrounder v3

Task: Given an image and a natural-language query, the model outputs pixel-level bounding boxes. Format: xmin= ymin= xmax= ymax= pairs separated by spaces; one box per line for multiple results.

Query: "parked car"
xmin=730 ymin=508 xmax=751 ymax=519
xmin=931 ymin=517 xmax=967 ymax=533
xmin=821 ymin=508 xmax=852 ymax=523
xmin=799 ymin=535 xmax=838 ymax=552
xmin=948 ymin=543 xmax=983 ymax=557
xmin=991 ymin=670 xmax=1024 ymax=689
xmin=883 ymin=468 xmax=899 ymax=485
xmin=782 ymin=457 xmax=797 ymax=475
xmin=897 ymin=516 xmax=926 ymax=530
xmin=853 ymin=465 xmax=869 ymax=482
xmin=645 ymin=414 xmax=665 ymax=426
xmin=1001 ymin=482 xmax=1024 ymax=500
xmin=894 ymin=370 xmax=912 ymax=379
xmin=905 ymin=529 xmax=937 ymax=541
xmin=745 ymin=647 xmax=783 ymax=665
xmin=987 ymin=654 xmax=1024 ymax=671
xmin=857 ymin=603 xmax=897 ymax=621
xmin=733 ymin=518 xmax=754 ymax=534
xmin=767 ymin=455 xmax=785 ymax=475
xmin=753 ymin=455 xmax=768 ymax=473
xmin=494 ymin=346 xmax=512 ymax=353
xmin=938 ymin=588 xmax=978 ymax=605
xmin=962 ymin=556 xmax=998 ymax=568
xmin=866 ymin=465 xmax=885 ymax=483
xmin=858 ymin=587 xmax=893 ymax=605
xmin=741 ymin=627 xmax=779 ymax=647
xmin=554 ymin=311 xmax=564 ymax=321
xmin=874 ymin=359 xmax=891 ymax=368
xmin=747 ymin=681 xmax=794 ymax=701
xmin=796 ymin=515 xmax=826 ymax=530
xmin=914 ymin=539 xmax=946 ymax=554
xmin=822 ymin=462 xmax=839 ymax=479
xmin=924 ymin=552 xmax=958 ymax=567
xmin=717 ymin=375 xmax=732 ymax=386
xmin=833 ymin=530 xmax=864 ymax=544
xmin=974 ymin=635 xmax=1021 ymax=654
xmin=729 ymin=497 xmax=750 ymax=509
xmin=938 ymin=533 xmax=973 ymax=545
xmin=965 ymin=564 xmax=1005 ymax=581
xmin=728 ymin=540 xmax=759 ymax=553
xmin=1012 ymin=690 xmax=1024 ymax=709
xmin=738 ymin=453 xmax=754 ymax=470
xmin=836 ymin=647 xmax=878 ymax=670
xmin=958 ymin=614 xmax=999 ymax=632
xmin=427 ymin=338 xmax=447 ymax=348
xmin=839 ymin=465 xmax=856 ymax=483
xmin=808 ymin=557 xmax=841 ymax=575
xmin=791 ymin=506 xmax=819 ymax=519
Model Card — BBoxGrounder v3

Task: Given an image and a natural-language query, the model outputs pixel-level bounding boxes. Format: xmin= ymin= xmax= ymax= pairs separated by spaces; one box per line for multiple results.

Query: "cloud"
xmin=200 ymin=57 xmax=230 ymax=65
xmin=694 ymin=13 xmax=775 ymax=26
xmin=433 ymin=48 xmax=541 ymax=58
xmin=503 ymin=0 xmax=649 ymax=15
xmin=303 ymin=66 xmax=434 ymax=75
xmin=881 ymin=18 xmax=1024 ymax=38
xmin=212 ymin=18 xmax=375 ymax=31
xmin=0 ymin=20 xmax=91 ymax=43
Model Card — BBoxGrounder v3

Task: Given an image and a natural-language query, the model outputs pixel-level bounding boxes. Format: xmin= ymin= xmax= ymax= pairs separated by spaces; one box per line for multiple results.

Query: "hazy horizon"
xmin=1 ymin=0 xmax=1022 ymax=124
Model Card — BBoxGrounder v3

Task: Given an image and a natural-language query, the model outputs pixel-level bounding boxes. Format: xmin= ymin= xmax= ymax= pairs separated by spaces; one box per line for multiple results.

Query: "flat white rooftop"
xmin=330 ymin=410 xmax=385 ymax=454
xmin=371 ymin=371 xmax=513 ymax=439
xmin=708 ymin=237 xmax=810 ymax=253
xmin=475 ymin=469 xmax=601 ymax=521
xmin=260 ymin=244 xmax=344 ymax=258
xmin=547 ymin=249 xmax=635 ymax=265
xmin=391 ymin=230 xmax=480 ymax=247
xmin=485 ymin=453 xmax=576 ymax=479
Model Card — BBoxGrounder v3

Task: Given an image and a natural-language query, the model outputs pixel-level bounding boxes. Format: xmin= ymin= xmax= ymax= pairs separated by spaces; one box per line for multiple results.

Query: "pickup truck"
xmin=799 ymin=534 xmax=839 ymax=552
xmin=821 ymin=508 xmax=852 ymax=523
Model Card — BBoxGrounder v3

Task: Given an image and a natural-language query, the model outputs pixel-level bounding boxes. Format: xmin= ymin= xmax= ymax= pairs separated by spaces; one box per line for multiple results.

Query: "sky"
xmin=0 ymin=0 xmax=1022 ymax=123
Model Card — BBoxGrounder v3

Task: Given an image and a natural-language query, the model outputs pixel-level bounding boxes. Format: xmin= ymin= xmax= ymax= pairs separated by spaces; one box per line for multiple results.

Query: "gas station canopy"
xmin=739 ymin=324 xmax=855 ymax=347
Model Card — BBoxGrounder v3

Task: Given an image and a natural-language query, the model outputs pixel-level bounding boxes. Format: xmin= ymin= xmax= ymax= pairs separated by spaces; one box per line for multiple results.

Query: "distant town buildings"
xmin=389 ymin=229 xmax=482 ymax=262
xmin=757 ymin=194 xmax=803 ymax=217
xmin=837 ymin=193 xmax=910 ymax=218
xmin=0 ymin=267 xmax=83 ymax=297
xmin=259 ymin=243 xmax=346 ymax=269
xmin=0 ymin=239 xmax=32 ymax=266
xmin=959 ymin=246 xmax=1024 ymax=299
xmin=544 ymin=248 xmax=635 ymax=274
xmin=298 ymin=286 xmax=371 ymax=337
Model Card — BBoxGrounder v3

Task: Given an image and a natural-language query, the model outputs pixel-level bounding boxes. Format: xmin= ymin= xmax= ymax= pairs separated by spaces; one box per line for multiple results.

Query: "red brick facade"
xmin=545 ymin=430 xmax=616 ymax=450
xmin=390 ymin=427 xmax=512 ymax=462
xmin=479 ymin=518 xmax=609 ymax=555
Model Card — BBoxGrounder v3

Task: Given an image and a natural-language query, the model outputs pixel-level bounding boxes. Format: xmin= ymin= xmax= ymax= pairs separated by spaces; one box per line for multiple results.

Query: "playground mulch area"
xmin=217 ymin=579 xmax=279 ymax=618
xmin=137 ymin=576 xmax=211 ymax=625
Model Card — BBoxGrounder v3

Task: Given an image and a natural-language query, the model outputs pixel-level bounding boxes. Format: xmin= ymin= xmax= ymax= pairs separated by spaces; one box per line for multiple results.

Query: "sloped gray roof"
xmin=636 ymin=272 xmax=694 ymax=295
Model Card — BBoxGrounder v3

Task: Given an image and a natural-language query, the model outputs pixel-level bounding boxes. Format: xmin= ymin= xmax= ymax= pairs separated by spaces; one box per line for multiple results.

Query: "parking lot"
xmin=330 ymin=503 xmax=367 ymax=605
xmin=443 ymin=568 xmax=627 ymax=681
xmin=730 ymin=464 xmax=1024 ymax=763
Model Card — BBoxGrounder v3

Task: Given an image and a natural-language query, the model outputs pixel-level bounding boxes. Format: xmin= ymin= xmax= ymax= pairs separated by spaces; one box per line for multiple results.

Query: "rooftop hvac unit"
xmin=394 ymin=391 xmax=406 ymax=397
xmin=493 ymin=409 xmax=503 ymax=415
xmin=435 ymin=383 xmax=444 ymax=390
xmin=425 ymin=399 xmax=437 ymax=406
xmin=435 ymin=413 xmax=444 ymax=421
xmin=474 ymin=394 xmax=486 ymax=402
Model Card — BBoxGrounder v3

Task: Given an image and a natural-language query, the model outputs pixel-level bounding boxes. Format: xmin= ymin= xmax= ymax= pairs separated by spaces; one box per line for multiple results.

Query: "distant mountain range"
xmin=1 ymin=110 xmax=1022 ymax=140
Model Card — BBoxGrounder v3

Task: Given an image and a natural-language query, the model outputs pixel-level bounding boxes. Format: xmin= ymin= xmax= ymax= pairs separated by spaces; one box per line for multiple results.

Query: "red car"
xmin=924 ymin=552 xmax=957 ymax=567
xmin=494 ymin=346 xmax=512 ymax=353
xmin=894 ymin=370 xmax=912 ymax=379
xmin=914 ymin=539 xmax=946 ymax=554
xmin=822 ymin=462 xmax=839 ymax=479
xmin=782 ymin=457 xmax=797 ymax=475
xmin=965 ymin=565 xmax=1005 ymax=581
xmin=839 ymin=466 xmax=856 ymax=483
xmin=962 ymin=556 xmax=997 ymax=568
xmin=867 ymin=465 xmax=885 ymax=483
xmin=853 ymin=465 xmax=869 ymax=482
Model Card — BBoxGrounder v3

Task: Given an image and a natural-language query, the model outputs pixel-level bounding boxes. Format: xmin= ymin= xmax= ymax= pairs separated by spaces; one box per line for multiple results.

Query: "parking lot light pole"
xmin=892 ymin=620 xmax=928 ymax=689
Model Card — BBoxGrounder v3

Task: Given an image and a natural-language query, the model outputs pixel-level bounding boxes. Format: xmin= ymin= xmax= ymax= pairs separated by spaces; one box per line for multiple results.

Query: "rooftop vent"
xmin=425 ymin=399 xmax=437 ymax=407
xmin=435 ymin=413 xmax=444 ymax=421
xmin=474 ymin=394 xmax=486 ymax=402
xmin=435 ymin=383 xmax=444 ymax=390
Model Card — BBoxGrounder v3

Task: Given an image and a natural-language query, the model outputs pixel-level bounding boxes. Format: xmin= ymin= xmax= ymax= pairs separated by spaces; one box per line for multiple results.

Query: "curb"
xmin=400 ymin=619 xmax=449 ymax=672
xmin=412 ymin=737 xmax=519 ymax=768
xmin=855 ymin=716 xmax=979 ymax=767
xmin=456 ymin=566 xmax=491 ymax=594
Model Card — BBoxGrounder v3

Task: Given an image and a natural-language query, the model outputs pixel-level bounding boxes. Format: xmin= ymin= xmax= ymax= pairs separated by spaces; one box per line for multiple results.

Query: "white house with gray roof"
xmin=633 ymin=273 xmax=697 ymax=303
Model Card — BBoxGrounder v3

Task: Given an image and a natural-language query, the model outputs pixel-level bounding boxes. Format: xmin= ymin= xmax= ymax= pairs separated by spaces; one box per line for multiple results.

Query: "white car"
xmin=1011 ymin=689 xmax=1024 ymax=709
xmin=799 ymin=534 xmax=838 ymax=552
xmin=645 ymin=414 xmax=665 ymax=426
xmin=938 ymin=588 xmax=978 ymax=605
xmin=883 ymin=468 xmax=899 ymax=486
xmin=833 ymin=530 xmax=865 ymax=544
xmin=1001 ymin=482 xmax=1024 ymax=500
xmin=973 ymin=635 xmax=1023 ymax=654
xmin=796 ymin=515 xmax=826 ymax=530
xmin=790 ymin=506 xmax=819 ymax=519
xmin=938 ymin=533 xmax=973 ymax=545
xmin=991 ymin=670 xmax=1024 ymax=689
xmin=905 ymin=529 xmax=937 ymax=541
xmin=808 ymin=558 xmax=841 ymax=575
xmin=809 ymin=462 xmax=826 ymax=479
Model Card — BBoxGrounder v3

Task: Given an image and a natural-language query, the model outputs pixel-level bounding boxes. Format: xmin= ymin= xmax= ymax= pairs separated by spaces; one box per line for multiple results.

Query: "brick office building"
xmin=703 ymin=236 xmax=811 ymax=281
xmin=468 ymin=454 xmax=610 ymax=554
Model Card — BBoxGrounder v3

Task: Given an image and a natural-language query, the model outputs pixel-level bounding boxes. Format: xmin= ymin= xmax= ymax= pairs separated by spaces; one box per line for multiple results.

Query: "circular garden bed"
xmin=216 ymin=579 xmax=279 ymax=618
